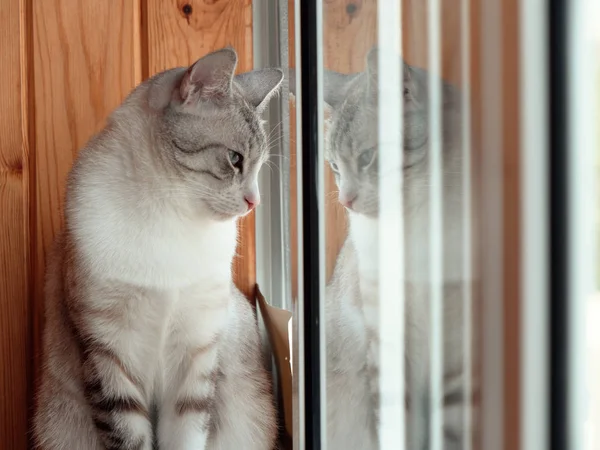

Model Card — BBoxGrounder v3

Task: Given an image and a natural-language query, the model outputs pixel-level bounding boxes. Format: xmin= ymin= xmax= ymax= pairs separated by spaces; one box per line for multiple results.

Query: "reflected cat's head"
xmin=322 ymin=48 xmax=429 ymax=217
xmin=148 ymin=48 xmax=283 ymax=220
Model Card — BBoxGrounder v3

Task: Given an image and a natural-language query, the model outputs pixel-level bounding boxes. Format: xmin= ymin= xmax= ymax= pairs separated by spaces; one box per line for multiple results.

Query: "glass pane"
xmin=314 ymin=0 xmax=478 ymax=448
xmin=284 ymin=0 xmax=600 ymax=448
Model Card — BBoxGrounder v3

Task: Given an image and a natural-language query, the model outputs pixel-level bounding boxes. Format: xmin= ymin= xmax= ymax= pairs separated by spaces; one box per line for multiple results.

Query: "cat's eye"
xmin=330 ymin=161 xmax=339 ymax=173
xmin=358 ymin=149 xmax=375 ymax=169
xmin=404 ymin=87 xmax=410 ymax=96
xmin=228 ymin=150 xmax=243 ymax=170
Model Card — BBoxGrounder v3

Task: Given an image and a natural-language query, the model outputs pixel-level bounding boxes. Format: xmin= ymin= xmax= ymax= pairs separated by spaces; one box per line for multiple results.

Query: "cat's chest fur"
xmin=68 ymin=179 xmax=238 ymax=290
xmin=349 ymin=192 xmax=466 ymax=284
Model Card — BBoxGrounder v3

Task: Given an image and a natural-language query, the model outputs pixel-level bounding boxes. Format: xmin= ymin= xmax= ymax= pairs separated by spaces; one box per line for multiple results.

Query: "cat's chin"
xmin=356 ymin=211 xmax=379 ymax=220
xmin=197 ymin=200 xmax=242 ymax=222
xmin=348 ymin=206 xmax=379 ymax=218
xmin=208 ymin=210 xmax=240 ymax=222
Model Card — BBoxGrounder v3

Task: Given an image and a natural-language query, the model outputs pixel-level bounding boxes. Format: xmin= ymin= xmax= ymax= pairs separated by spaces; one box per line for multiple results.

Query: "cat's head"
xmin=153 ymin=48 xmax=283 ymax=221
xmin=322 ymin=49 xmax=429 ymax=217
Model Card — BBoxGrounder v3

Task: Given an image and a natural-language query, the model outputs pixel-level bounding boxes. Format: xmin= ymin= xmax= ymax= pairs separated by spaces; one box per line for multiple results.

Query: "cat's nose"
xmin=339 ymin=193 xmax=357 ymax=209
xmin=244 ymin=194 xmax=260 ymax=211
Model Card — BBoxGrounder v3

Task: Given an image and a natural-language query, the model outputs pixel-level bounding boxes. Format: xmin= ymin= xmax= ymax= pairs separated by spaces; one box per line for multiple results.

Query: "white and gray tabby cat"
xmin=33 ymin=48 xmax=283 ymax=450
xmin=315 ymin=49 xmax=477 ymax=449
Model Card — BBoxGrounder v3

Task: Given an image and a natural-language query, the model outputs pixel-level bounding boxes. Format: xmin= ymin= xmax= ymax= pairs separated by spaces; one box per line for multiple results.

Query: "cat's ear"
xmin=364 ymin=47 xmax=379 ymax=102
xmin=366 ymin=47 xmax=378 ymax=81
xmin=366 ymin=48 xmax=414 ymax=99
xmin=287 ymin=68 xmax=358 ymax=109
xmin=179 ymin=48 xmax=238 ymax=104
xmin=324 ymin=71 xmax=360 ymax=109
xmin=235 ymin=68 xmax=284 ymax=113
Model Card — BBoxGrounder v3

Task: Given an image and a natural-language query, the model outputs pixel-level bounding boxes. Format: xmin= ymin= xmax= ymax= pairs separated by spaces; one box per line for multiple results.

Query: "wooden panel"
xmin=32 ymin=0 xmax=140 ymax=398
xmin=501 ymin=0 xmax=521 ymax=446
xmin=0 ymin=1 xmax=31 ymax=447
xmin=470 ymin=0 xmax=483 ymax=446
xmin=145 ymin=0 xmax=255 ymax=299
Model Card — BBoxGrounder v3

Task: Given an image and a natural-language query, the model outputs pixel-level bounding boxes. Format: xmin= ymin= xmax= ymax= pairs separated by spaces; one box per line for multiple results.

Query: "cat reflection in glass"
xmin=295 ymin=48 xmax=475 ymax=450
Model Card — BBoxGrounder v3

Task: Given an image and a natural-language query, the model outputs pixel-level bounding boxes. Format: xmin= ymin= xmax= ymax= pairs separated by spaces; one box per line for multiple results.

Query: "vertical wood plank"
xmin=0 ymin=0 xmax=30 ymax=447
xmin=501 ymin=0 xmax=521 ymax=446
xmin=145 ymin=0 xmax=255 ymax=299
xmin=32 ymin=0 xmax=140 ymax=397
xmin=470 ymin=0 xmax=483 ymax=447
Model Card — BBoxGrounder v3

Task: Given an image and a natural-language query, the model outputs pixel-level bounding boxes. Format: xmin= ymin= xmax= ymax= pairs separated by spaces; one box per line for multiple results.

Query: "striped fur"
xmin=33 ymin=48 xmax=282 ymax=450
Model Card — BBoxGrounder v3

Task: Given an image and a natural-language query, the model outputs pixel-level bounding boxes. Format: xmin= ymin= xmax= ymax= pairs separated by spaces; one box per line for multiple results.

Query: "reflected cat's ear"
xmin=366 ymin=47 xmax=378 ymax=80
xmin=235 ymin=68 xmax=284 ymax=113
xmin=179 ymin=48 xmax=238 ymax=105
xmin=365 ymin=47 xmax=379 ymax=100
xmin=367 ymin=48 xmax=418 ymax=100
xmin=287 ymin=68 xmax=359 ymax=110
xmin=324 ymin=70 xmax=360 ymax=109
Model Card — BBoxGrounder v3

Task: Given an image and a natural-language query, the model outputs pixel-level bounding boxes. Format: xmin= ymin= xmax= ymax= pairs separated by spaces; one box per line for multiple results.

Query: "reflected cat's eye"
xmin=330 ymin=161 xmax=339 ymax=173
xmin=357 ymin=149 xmax=375 ymax=169
xmin=228 ymin=150 xmax=243 ymax=169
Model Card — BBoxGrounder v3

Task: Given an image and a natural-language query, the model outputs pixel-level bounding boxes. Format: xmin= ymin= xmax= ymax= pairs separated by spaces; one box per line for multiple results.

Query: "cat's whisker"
xmin=263 ymin=161 xmax=281 ymax=173
xmin=267 ymin=154 xmax=290 ymax=161
xmin=261 ymin=162 xmax=275 ymax=175
xmin=266 ymin=120 xmax=284 ymax=138
xmin=142 ymin=185 xmax=218 ymax=196
xmin=266 ymin=136 xmax=285 ymax=148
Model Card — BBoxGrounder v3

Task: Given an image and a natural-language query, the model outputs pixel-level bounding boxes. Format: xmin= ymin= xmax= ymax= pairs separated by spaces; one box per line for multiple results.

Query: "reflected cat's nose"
xmin=339 ymin=192 xmax=357 ymax=209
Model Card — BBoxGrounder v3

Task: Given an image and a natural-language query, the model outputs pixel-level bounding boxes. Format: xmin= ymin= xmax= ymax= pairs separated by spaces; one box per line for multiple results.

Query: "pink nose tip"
xmin=245 ymin=196 xmax=260 ymax=211
xmin=339 ymin=195 xmax=357 ymax=209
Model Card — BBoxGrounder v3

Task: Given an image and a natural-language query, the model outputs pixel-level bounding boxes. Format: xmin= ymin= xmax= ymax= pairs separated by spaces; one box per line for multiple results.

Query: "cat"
xmin=291 ymin=48 xmax=477 ymax=449
xmin=33 ymin=48 xmax=283 ymax=450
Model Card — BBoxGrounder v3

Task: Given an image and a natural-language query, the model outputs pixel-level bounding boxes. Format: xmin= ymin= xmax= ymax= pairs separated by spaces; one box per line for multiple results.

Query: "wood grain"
xmin=145 ymin=0 xmax=255 ymax=299
xmin=0 ymin=0 xmax=30 ymax=447
xmin=501 ymin=0 xmax=521 ymax=446
xmin=31 ymin=0 xmax=140 ymax=409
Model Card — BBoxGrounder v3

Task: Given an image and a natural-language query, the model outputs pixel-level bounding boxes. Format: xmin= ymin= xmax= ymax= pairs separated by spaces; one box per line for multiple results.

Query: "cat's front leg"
xmin=82 ymin=345 xmax=153 ymax=450
xmin=158 ymin=293 xmax=228 ymax=450
xmin=360 ymin=275 xmax=381 ymax=429
xmin=158 ymin=346 xmax=219 ymax=449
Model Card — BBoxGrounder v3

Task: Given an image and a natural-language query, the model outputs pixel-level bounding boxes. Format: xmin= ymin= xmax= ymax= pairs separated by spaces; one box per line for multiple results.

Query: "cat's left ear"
xmin=180 ymin=48 xmax=238 ymax=105
xmin=235 ymin=68 xmax=284 ymax=113
xmin=365 ymin=47 xmax=413 ymax=98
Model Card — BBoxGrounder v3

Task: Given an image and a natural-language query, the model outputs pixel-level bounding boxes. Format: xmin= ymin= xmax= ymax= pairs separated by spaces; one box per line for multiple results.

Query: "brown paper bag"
xmin=255 ymin=285 xmax=293 ymax=439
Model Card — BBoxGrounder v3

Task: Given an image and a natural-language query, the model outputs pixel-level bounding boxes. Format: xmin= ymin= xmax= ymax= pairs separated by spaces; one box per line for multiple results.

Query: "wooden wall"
xmin=0 ymin=0 xmax=255 ymax=447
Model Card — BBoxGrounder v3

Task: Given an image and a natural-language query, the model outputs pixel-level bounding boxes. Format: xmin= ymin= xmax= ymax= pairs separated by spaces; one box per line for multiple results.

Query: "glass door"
xmin=260 ymin=0 xmax=600 ymax=448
